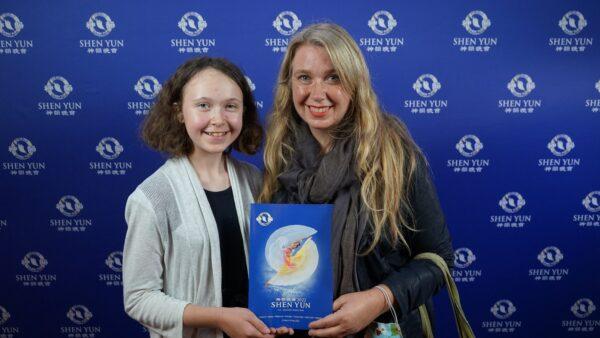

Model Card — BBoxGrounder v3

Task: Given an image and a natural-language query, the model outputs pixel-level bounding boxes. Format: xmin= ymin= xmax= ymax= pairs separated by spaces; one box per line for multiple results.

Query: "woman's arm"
xmin=379 ymin=153 xmax=454 ymax=318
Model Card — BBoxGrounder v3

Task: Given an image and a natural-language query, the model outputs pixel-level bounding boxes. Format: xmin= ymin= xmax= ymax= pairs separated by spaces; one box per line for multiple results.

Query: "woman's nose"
xmin=309 ymin=81 xmax=326 ymax=101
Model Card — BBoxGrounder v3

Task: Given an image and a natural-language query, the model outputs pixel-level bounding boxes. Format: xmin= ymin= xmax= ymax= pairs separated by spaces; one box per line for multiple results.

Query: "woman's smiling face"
xmin=291 ymin=44 xmax=351 ymax=146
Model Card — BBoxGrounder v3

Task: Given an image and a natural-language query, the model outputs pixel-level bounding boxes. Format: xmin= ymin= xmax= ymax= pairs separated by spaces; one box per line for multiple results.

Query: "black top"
xmin=204 ymin=187 xmax=249 ymax=309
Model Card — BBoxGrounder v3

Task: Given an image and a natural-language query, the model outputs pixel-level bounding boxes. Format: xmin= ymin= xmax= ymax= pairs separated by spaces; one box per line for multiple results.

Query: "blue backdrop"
xmin=1 ymin=1 xmax=599 ymax=337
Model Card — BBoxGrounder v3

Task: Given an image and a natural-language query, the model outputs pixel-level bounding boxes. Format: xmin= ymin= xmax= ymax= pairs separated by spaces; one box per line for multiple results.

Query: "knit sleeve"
xmin=123 ymin=189 xmax=190 ymax=337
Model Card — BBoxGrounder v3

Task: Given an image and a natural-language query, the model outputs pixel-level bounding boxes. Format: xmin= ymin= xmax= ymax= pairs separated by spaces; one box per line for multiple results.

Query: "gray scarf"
xmin=273 ymin=125 xmax=368 ymax=298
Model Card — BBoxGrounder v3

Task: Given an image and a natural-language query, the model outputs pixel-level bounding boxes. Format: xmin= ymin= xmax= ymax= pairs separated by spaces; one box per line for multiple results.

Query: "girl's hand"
xmin=308 ymin=288 xmax=388 ymax=337
xmin=218 ymin=307 xmax=275 ymax=338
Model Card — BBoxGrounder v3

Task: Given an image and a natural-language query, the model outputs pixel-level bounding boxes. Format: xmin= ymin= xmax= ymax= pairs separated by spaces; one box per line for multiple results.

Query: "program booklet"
xmin=248 ymin=203 xmax=333 ymax=329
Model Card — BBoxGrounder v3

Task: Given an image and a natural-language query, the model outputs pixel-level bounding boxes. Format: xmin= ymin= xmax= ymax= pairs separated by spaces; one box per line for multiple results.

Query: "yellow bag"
xmin=414 ymin=252 xmax=476 ymax=338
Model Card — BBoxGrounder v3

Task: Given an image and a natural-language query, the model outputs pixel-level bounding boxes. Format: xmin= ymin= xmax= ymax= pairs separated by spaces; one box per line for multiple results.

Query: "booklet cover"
xmin=249 ymin=203 xmax=333 ymax=329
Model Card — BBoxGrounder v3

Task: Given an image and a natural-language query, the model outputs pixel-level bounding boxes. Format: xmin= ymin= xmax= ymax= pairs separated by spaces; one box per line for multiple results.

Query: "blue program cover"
xmin=249 ymin=204 xmax=333 ymax=329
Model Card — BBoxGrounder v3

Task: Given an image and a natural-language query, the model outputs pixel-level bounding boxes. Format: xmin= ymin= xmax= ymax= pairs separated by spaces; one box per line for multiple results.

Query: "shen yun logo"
xmin=549 ymin=11 xmax=593 ymax=53
xmin=134 ymin=76 xmax=161 ymax=100
xmin=559 ymin=11 xmax=587 ymax=36
xmin=574 ymin=191 xmax=600 ymax=228
xmin=453 ymin=10 xmax=496 ymax=53
xmin=507 ymin=74 xmax=535 ymax=98
xmin=452 ymin=247 xmax=481 ymax=283
xmin=405 ymin=74 xmax=447 ymax=114
xmin=547 ymin=134 xmax=575 ymax=157
xmin=368 ymin=11 xmax=397 ymax=36
xmin=585 ymin=80 xmax=600 ymax=113
xmin=8 ymin=137 xmax=36 ymax=160
xmin=499 ymin=74 xmax=541 ymax=114
xmin=86 ymin=12 xmax=115 ymax=37
xmin=571 ymin=299 xmax=596 ymax=319
xmin=563 ymin=298 xmax=599 ymax=332
xmin=128 ymin=75 xmax=161 ymax=115
xmin=360 ymin=10 xmax=404 ymax=53
xmin=448 ymin=135 xmax=489 ymax=173
xmin=21 ymin=251 xmax=48 ymax=273
xmin=265 ymin=11 xmax=302 ymax=53
xmin=178 ymin=12 xmax=207 ymax=37
xmin=40 ymin=76 xmax=82 ymax=116
xmin=530 ymin=246 xmax=569 ymax=282
xmin=537 ymin=246 xmax=564 ymax=268
xmin=539 ymin=134 xmax=580 ymax=172
xmin=80 ymin=12 xmax=123 ymax=54
xmin=583 ymin=191 xmax=600 ymax=213
xmin=462 ymin=10 xmax=491 ymax=35
xmin=491 ymin=192 xmax=531 ymax=229
xmin=413 ymin=74 xmax=441 ymax=98
xmin=456 ymin=135 xmax=483 ymax=158
xmin=483 ymin=300 xmax=522 ymax=333
xmin=256 ymin=212 xmax=273 ymax=226
xmin=67 ymin=305 xmax=93 ymax=325
xmin=56 ymin=195 xmax=83 ymax=217
xmin=5 ymin=138 xmax=45 ymax=176
xmin=44 ymin=76 xmax=73 ymax=100
xmin=0 ymin=306 xmax=10 ymax=325
xmin=454 ymin=248 xmax=476 ymax=269
xmin=91 ymin=137 xmax=132 ymax=175
xmin=499 ymin=192 xmax=526 ymax=214
xmin=0 ymin=13 xmax=24 ymax=38
xmin=244 ymin=75 xmax=263 ymax=110
xmin=96 ymin=137 xmax=123 ymax=160
xmin=491 ymin=300 xmax=516 ymax=320
xmin=273 ymin=11 xmax=302 ymax=36
xmin=63 ymin=305 xmax=102 ymax=336
xmin=99 ymin=251 xmax=123 ymax=287
xmin=105 ymin=251 xmax=123 ymax=273
xmin=245 ymin=76 xmax=256 ymax=92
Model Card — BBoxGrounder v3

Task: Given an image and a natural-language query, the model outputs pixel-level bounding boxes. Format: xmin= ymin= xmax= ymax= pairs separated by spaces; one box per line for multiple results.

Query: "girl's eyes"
xmin=195 ymin=102 xmax=240 ymax=111
xmin=297 ymin=74 xmax=310 ymax=82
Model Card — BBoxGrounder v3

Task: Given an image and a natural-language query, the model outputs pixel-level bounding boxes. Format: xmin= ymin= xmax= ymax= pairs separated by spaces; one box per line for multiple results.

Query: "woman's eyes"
xmin=225 ymin=103 xmax=240 ymax=111
xmin=326 ymin=74 xmax=340 ymax=82
xmin=196 ymin=102 xmax=210 ymax=109
xmin=296 ymin=74 xmax=340 ymax=83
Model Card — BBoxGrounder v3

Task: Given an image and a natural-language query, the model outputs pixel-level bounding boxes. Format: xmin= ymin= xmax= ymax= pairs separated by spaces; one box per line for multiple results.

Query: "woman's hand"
xmin=308 ymin=287 xmax=389 ymax=337
xmin=218 ymin=307 xmax=276 ymax=338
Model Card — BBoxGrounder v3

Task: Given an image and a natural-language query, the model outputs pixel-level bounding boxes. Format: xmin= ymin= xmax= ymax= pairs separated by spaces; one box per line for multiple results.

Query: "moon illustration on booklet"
xmin=264 ymin=225 xmax=319 ymax=286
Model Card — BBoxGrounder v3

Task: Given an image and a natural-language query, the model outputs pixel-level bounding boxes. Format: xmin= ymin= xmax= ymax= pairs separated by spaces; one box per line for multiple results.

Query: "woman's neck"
xmin=309 ymin=127 xmax=333 ymax=153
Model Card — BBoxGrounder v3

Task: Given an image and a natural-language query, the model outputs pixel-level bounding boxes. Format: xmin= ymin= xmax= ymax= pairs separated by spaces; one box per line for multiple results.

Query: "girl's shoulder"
xmin=228 ymin=156 xmax=263 ymax=197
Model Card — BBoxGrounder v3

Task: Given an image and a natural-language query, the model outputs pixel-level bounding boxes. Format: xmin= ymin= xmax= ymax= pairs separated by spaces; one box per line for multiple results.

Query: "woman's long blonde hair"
xmin=259 ymin=23 xmax=420 ymax=253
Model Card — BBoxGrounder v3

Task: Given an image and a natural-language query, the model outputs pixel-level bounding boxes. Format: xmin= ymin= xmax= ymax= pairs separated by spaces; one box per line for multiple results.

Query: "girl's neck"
xmin=188 ymin=150 xmax=230 ymax=192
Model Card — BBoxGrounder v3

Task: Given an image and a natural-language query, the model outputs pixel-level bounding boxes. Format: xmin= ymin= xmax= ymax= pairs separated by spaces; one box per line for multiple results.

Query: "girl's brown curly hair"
xmin=141 ymin=57 xmax=263 ymax=156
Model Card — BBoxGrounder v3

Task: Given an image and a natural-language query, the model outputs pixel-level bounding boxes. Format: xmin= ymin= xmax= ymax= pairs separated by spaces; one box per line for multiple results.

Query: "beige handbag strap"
xmin=414 ymin=252 xmax=475 ymax=338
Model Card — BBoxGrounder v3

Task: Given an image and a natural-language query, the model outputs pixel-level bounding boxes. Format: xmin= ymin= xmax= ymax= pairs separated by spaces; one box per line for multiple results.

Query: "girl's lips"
xmin=203 ymin=131 xmax=229 ymax=137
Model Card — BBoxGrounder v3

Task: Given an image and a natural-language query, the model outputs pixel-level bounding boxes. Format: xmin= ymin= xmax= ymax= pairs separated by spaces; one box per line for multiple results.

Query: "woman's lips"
xmin=308 ymin=105 xmax=331 ymax=118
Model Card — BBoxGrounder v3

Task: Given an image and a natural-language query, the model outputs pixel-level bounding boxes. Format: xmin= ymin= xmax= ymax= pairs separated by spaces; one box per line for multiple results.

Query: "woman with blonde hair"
xmin=260 ymin=23 xmax=454 ymax=337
